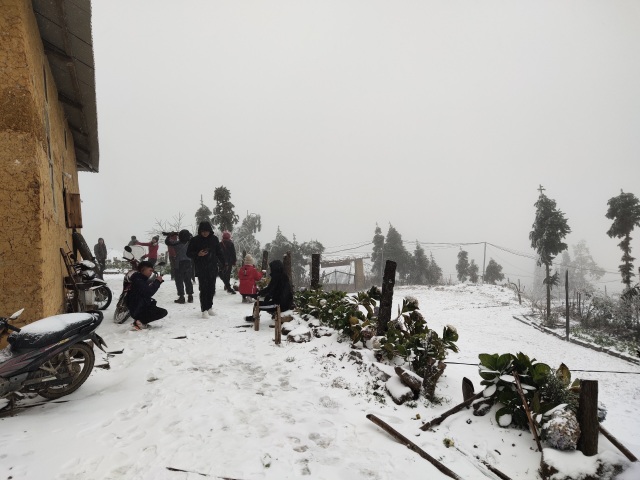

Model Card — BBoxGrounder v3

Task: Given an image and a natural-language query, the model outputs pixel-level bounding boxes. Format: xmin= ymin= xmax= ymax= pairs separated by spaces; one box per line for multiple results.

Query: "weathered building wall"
xmin=0 ymin=0 xmax=81 ymax=336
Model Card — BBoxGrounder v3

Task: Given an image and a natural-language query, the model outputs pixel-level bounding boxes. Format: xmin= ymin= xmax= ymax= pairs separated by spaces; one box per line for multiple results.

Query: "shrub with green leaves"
xmin=478 ymin=352 xmax=579 ymax=431
xmin=296 ymin=289 xmax=459 ymax=396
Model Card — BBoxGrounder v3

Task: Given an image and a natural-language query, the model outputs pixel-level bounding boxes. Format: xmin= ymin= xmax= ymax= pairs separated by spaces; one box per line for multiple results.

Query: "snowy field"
xmin=1 ymin=276 xmax=639 ymax=480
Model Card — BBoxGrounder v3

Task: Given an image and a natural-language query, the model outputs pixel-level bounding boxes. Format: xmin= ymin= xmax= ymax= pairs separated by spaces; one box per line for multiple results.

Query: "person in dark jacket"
xmin=187 ymin=222 xmax=226 ymax=318
xmin=245 ymin=259 xmax=294 ymax=321
xmin=220 ymin=230 xmax=237 ymax=294
xmin=165 ymin=229 xmax=194 ymax=304
xmin=126 ymin=260 xmax=167 ymax=330
xmin=93 ymin=238 xmax=107 ymax=279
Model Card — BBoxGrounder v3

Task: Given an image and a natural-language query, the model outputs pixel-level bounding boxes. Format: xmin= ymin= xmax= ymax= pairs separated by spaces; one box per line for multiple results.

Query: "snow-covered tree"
xmin=559 ymin=241 xmax=605 ymax=296
xmin=484 ymin=259 xmax=504 ymax=284
xmin=529 ymin=187 xmax=571 ymax=321
xmin=371 ymin=224 xmax=385 ymax=279
xmin=212 ymin=186 xmax=239 ymax=233
xmin=384 ymin=225 xmax=411 ymax=280
xmin=606 ymin=190 xmax=640 ymax=289
xmin=234 ymin=213 xmax=262 ymax=261
xmin=410 ymin=242 xmax=430 ymax=285
xmin=456 ymin=250 xmax=470 ymax=282
xmin=195 ymin=195 xmax=212 ymax=228
xmin=426 ymin=253 xmax=443 ymax=285
xmin=468 ymin=260 xmax=479 ymax=283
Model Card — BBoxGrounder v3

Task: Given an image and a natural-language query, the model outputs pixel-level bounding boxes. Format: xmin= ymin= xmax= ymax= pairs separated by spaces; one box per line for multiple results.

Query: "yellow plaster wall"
xmin=0 ymin=0 xmax=82 ymax=336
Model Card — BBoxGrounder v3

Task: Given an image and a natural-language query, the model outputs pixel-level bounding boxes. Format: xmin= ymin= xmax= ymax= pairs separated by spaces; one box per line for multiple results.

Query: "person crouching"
xmin=126 ymin=260 xmax=167 ymax=330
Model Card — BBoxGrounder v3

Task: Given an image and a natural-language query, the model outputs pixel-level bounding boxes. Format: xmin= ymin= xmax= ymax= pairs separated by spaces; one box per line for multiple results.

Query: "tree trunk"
xmin=422 ymin=357 xmax=446 ymax=401
xmin=545 ymin=263 xmax=551 ymax=323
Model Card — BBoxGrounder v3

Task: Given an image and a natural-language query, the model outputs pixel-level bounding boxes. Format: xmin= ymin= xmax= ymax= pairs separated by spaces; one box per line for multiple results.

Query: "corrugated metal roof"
xmin=32 ymin=0 xmax=99 ymax=172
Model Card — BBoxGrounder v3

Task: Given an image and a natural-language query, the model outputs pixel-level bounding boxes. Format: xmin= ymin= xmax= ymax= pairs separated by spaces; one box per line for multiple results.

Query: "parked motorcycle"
xmin=61 ymin=250 xmax=112 ymax=312
xmin=113 ymin=245 xmax=165 ymax=324
xmin=0 ymin=308 xmax=107 ymax=412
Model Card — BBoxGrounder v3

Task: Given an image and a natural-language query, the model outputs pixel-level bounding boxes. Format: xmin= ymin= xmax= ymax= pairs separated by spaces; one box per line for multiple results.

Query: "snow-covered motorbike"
xmin=61 ymin=248 xmax=112 ymax=312
xmin=0 ymin=308 xmax=107 ymax=413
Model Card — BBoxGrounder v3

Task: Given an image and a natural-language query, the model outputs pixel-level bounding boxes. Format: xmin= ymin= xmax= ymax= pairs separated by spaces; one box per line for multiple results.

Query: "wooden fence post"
xmin=274 ymin=306 xmax=281 ymax=345
xmin=376 ymin=260 xmax=396 ymax=336
xmin=577 ymin=380 xmax=599 ymax=456
xmin=283 ymin=251 xmax=292 ymax=288
xmin=311 ymin=254 xmax=321 ymax=289
xmin=261 ymin=250 xmax=269 ymax=272
xmin=565 ymin=270 xmax=570 ymax=341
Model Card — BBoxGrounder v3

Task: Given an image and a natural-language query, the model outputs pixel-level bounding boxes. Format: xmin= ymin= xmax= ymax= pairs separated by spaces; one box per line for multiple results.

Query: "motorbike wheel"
xmin=113 ymin=294 xmax=130 ymax=324
xmin=38 ymin=342 xmax=95 ymax=400
xmin=94 ymin=285 xmax=113 ymax=310
xmin=72 ymin=232 xmax=94 ymax=262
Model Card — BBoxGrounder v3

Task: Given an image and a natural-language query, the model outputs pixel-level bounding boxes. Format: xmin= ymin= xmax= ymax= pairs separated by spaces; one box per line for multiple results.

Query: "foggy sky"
xmin=80 ymin=0 xmax=640 ymax=291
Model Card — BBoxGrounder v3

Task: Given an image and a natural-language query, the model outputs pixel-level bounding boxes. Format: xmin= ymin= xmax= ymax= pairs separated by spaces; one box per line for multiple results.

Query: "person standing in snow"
xmin=187 ymin=222 xmax=226 ymax=318
xmin=165 ymin=229 xmax=194 ymax=304
xmin=126 ymin=260 xmax=167 ymax=330
xmin=238 ymin=254 xmax=263 ymax=303
xmin=93 ymin=237 xmax=107 ymax=279
xmin=137 ymin=235 xmax=160 ymax=266
xmin=245 ymin=259 xmax=293 ymax=321
xmin=166 ymin=232 xmax=178 ymax=279
xmin=219 ymin=230 xmax=237 ymax=294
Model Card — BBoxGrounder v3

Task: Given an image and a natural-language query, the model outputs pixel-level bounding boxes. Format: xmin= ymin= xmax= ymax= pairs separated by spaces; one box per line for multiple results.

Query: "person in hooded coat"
xmin=165 ymin=229 xmax=194 ymax=304
xmin=187 ymin=222 xmax=226 ymax=317
xmin=126 ymin=260 xmax=167 ymax=330
xmin=93 ymin=237 xmax=107 ymax=279
xmin=245 ymin=259 xmax=293 ymax=321
xmin=219 ymin=230 xmax=237 ymax=294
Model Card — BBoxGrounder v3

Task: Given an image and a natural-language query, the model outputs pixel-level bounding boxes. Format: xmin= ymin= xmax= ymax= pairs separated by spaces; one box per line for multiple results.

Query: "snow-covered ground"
xmin=1 ymin=277 xmax=639 ymax=480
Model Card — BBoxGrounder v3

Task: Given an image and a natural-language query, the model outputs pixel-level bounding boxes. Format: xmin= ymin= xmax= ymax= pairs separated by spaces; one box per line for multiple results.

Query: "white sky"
xmin=80 ymin=0 xmax=640 ymax=291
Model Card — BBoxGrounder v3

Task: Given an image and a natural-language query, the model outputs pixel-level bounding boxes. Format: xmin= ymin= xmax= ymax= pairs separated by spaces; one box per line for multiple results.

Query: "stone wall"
xmin=0 ymin=0 xmax=81 ymax=341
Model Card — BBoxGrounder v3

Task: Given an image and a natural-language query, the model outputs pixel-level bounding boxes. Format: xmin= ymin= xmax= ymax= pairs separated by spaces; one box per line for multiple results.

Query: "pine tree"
xmin=264 ymin=228 xmax=324 ymax=287
xmin=468 ymin=260 xmax=479 ymax=283
xmin=456 ymin=250 xmax=470 ymax=282
xmin=384 ymin=225 xmax=411 ymax=280
xmin=212 ymin=186 xmax=239 ymax=233
xmin=559 ymin=241 xmax=604 ymax=295
xmin=426 ymin=252 xmax=442 ymax=285
xmin=606 ymin=190 xmax=640 ymax=289
xmin=195 ymin=195 xmax=212 ymax=227
xmin=484 ymin=259 xmax=504 ymax=284
xmin=529 ymin=187 xmax=571 ymax=321
xmin=411 ymin=242 xmax=430 ymax=285
xmin=371 ymin=224 xmax=385 ymax=279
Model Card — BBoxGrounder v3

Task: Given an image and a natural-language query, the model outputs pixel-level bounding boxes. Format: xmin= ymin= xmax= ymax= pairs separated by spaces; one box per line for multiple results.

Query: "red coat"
xmin=238 ymin=264 xmax=263 ymax=295
xmin=137 ymin=241 xmax=159 ymax=260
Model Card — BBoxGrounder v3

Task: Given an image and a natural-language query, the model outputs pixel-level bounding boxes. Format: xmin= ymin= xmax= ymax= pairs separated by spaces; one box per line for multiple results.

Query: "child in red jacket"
xmin=238 ymin=254 xmax=263 ymax=303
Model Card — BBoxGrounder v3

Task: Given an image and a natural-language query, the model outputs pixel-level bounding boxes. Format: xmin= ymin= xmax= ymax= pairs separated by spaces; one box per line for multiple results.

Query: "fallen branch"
xmin=420 ymin=391 xmax=483 ymax=431
xmin=599 ymin=424 xmax=638 ymax=462
xmin=454 ymin=446 xmax=513 ymax=480
xmin=367 ymin=413 xmax=463 ymax=480
xmin=513 ymin=371 xmax=542 ymax=452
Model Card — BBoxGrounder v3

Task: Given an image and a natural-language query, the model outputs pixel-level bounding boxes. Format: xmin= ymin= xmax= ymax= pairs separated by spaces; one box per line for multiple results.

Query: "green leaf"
xmin=479 ymin=353 xmax=498 ymax=370
xmin=556 ymin=363 xmax=571 ymax=387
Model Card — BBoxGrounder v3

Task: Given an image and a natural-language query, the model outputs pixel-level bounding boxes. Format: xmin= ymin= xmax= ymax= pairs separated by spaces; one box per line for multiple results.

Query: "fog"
xmin=79 ymin=0 xmax=640 ymax=292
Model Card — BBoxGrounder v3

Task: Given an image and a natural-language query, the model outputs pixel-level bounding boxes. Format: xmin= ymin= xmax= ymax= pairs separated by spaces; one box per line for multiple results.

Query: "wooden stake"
xmin=367 ymin=414 xmax=463 ymax=480
xmin=253 ymin=300 xmax=260 ymax=331
xmin=376 ymin=260 xmax=396 ymax=336
xmin=274 ymin=306 xmax=281 ymax=345
xmin=577 ymin=380 xmax=598 ymax=456
xmin=599 ymin=424 xmax=638 ymax=462
xmin=311 ymin=253 xmax=320 ymax=289
xmin=420 ymin=391 xmax=483 ymax=431
xmin=513 ymin=371 xmax=542 ymax=452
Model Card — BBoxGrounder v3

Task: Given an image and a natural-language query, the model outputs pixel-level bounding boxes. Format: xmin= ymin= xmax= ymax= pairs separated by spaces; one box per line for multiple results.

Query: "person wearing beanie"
xmin=238 ymin=254 xmax=264 ymax=303
xmin=187 ymin=222 xmax=226 ymax=318
xmin=137 ymin=235 xmax=160 ymax=266
xmin=126 ymin=260 xmax=167 ymax=330
xmin=219 ymin=230 xmax=237 ymax=294
xmin=165 ymin=229 xmax=194 ymax=304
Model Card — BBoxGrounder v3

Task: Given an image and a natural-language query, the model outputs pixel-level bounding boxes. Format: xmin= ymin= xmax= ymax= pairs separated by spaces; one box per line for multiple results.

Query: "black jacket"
xmin=126 ymin=272 xmax=162 ymax=319
xmin=187 ymin=234 xmax=225 ymax=277
xmin=259 ymin=260 xmax=294 ymax=311
xmin=220 ymin=239 xmax=237 ymax=266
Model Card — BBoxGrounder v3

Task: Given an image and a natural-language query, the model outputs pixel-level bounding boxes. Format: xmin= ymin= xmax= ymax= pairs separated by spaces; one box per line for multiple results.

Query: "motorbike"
xmin=61 ymin=248 xmax=112 ymax=312
xmin=112 ymin=245 xmax=165 ymax=324
xmin=0 ymin=308 xmax=107 ymax=412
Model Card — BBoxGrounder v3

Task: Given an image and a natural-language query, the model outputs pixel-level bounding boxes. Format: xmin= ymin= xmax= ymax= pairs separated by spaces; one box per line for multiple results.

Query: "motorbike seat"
xmin=8 ymin=312 xmax=97 ymax=350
